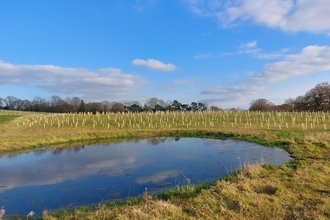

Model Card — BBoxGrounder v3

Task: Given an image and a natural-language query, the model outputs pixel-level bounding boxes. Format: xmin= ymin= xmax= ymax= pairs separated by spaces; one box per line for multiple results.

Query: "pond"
xmin=0 ymin=138 xmax=292 ymax=216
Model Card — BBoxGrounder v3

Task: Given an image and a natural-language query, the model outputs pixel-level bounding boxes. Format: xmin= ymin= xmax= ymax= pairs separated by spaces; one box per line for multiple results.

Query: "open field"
xmin=1 ymin=109 xmax=330 ymax=219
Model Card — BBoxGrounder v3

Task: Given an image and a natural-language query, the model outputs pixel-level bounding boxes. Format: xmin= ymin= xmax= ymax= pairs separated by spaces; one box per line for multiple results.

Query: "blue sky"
xmin=1 ymin=0 xmax=330 ymax=109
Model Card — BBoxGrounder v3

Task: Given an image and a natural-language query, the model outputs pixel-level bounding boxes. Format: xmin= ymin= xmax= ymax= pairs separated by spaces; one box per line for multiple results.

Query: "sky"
xmin=0 ymin=0 xmax=330 ymax=109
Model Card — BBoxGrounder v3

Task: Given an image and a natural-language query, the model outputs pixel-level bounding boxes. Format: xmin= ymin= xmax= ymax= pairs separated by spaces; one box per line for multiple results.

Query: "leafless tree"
xmin=101 ymin=100 xmax=112 ymax=112
xmin=85 ymin=102 xmax=102 ymax=114
xmin=50 ymin=95 xmax=65 ymax=112
xmin=249 ymin=98 xmax=275 ymax=111
xmin=210 ymin=106 xmax=223 ymax=111
xmin=146 ymin=97 xmax=167 ymax=110
xmin=4 ymin=96 xmax=21 ymax=110
xmin=111 ymin=102 xmax=125 ymax=113
xmin=32 ymin=96 xmax=48 ymax=112
xmin=69 ymin=96 xmax=81 ymax=112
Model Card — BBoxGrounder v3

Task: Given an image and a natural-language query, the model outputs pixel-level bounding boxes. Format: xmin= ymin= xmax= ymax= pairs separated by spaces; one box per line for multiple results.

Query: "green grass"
xmin=0 ymin=115 xmax=21 ymax=124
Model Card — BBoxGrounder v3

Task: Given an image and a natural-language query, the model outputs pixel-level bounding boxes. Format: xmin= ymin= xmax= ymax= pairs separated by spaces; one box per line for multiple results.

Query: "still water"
xmin=0 ymin=138 xmax=292 ymax=215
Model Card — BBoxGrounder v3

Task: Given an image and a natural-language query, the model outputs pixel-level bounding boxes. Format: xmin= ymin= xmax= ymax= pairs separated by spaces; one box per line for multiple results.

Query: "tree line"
xmin=0 ymin=96 xmax=207 ymax=113
xmin=1 ymin=82 xmax=329 ymax=113
xmin=249 ymin=82 xmax=330 ymax=112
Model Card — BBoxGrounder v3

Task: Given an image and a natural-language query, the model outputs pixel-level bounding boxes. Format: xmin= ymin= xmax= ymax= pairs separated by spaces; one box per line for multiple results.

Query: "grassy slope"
xmin=1 ymin=110 xmax=330 ymax=219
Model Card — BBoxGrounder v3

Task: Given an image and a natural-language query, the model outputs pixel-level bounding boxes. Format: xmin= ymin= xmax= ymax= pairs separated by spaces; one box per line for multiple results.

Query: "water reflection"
xmin=136 ymin=170 xmax=181 ymax=185
xmin=147 ymin=137 xmax=167 ymax=145
xmin=51 ymin=145 xmax=84 ymax=155
xmin=0 ymin=143 xmax=142 ymax=193
xmin=0 ymin=138 xmax=292 ymax=215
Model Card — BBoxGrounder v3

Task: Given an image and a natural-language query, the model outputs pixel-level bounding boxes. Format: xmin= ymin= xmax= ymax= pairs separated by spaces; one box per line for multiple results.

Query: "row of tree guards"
xmin=1 ymin=109 xmax=327 ymax=131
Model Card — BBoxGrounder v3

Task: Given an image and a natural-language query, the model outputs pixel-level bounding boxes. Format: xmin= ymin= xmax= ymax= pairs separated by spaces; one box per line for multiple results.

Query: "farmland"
xmin=0 ymin=109 xmax=330 ymax=219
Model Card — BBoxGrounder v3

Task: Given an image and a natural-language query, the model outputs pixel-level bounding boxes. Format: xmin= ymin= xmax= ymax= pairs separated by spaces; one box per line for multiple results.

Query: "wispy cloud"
xmin=201 ymin=85 xmax=264 ymax=95
xmin=239 ymin=40 xmax=257 ymax=49
xmin=0 ymin=61 xmax=144 ymax=101
xmin=195 ymin=52 xmax=213 ymax=59
xmin=222 ymin=40 xmax=288 ymax=59
xmin=200 ymin=85 xmax=264 ymax=105
xmin=132 ymin=59 xmax=177 ymax=71
xmin=254 ymin=48 xmax=289 ymax=59
xmin=240 ymin=47 xmax=288 ymax=59
xmin=184 ymin=0 xmax=330 ymax=33
xmin=248 ymin=45 xmax=330 ymax=82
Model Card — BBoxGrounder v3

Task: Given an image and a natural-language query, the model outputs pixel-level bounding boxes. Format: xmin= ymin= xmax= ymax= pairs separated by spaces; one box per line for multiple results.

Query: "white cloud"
xmin=185 ymin=0 xmax=330 ymax=33
xmin=200 ymin=85 xmax=264 ymax=107
xmin=223 ymin=40 xmax=288 ymax=59
xmin=241 ymin=47 xmax=288 ymax=59
xmin=195 ymin=52 xmax=213 ymax=59
xmin=0 ymin=61 xmax=143 ymax=101
xmin=218 ymin=0 xmax=292 ymax=28
xmin=201 ymin=85 xmax=264 ymax=95
xmin=239 ymin=40 xmax=257 ymax=49
xmin=283 ymin=0 xmax=330 ymax=32
xmin=132 ymin=58 xmax=177 ymax=71
xmin=255 ymin=48 xmax=289 ymax=59
xmin=249 ymin=45 xmax=330 ymax=82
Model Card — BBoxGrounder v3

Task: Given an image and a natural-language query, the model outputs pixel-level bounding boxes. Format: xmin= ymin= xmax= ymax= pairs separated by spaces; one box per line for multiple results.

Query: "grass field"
xmin=0 ymin=109 xmax=330 ymax=219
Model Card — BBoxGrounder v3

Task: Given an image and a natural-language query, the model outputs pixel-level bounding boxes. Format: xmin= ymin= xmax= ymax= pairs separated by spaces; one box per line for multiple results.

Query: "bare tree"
xmin=146 ymin=97 xmax=158 ymax=109
xmin=32 ymin=96 xmax=48 ymax=112
xmin=50 ymin=95 xmax=65 ymax=112
xmin=284 ymin=98 xmax=296 ymax=111
xmin=71 ymin=97 xmax=81 ymax=106
xmin=85 ymin=102 xmax=102 ymax=114
xmin=4 ymin=96 xmax=21 ymax=110
xmin=210 ymin=106 xmax=222 ymax=111
xmin=249 ymin=98 xmax=274 ymax=111
xmin=70 ymin=96 xmax=82 ymax=112
xmin=101 ymin=100 xmax=112 ymax=112
xmin=111 ymin=102 xmax=125 ymax=113
xmin=146 ymin=97 xmax=167 ymax=110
